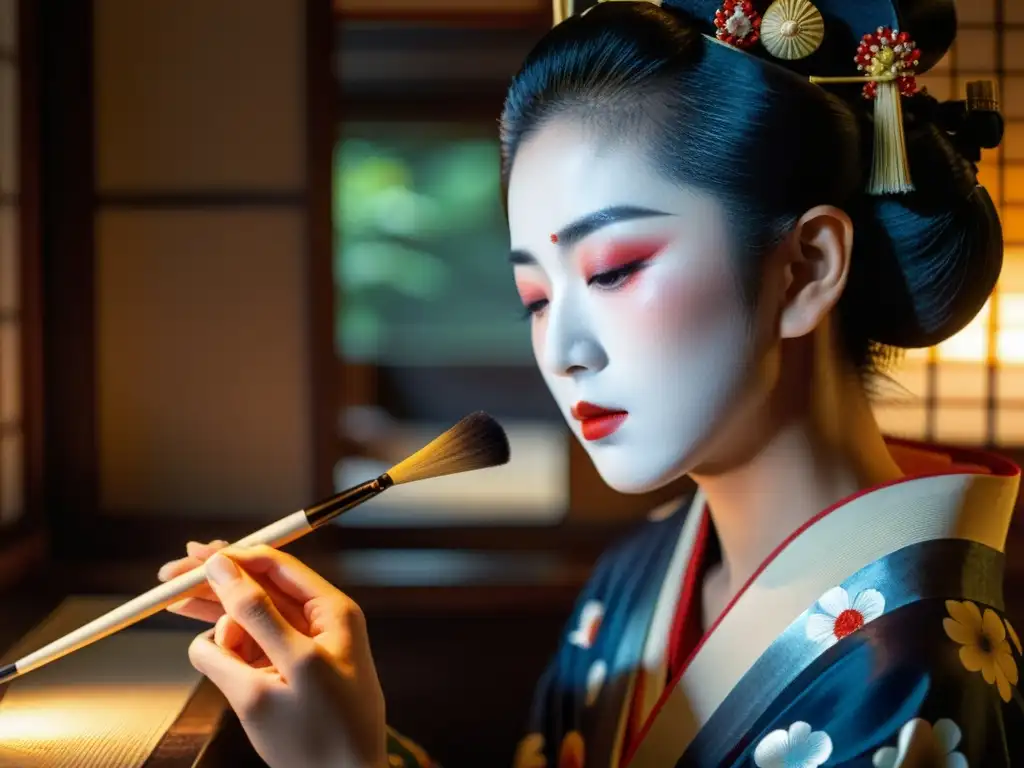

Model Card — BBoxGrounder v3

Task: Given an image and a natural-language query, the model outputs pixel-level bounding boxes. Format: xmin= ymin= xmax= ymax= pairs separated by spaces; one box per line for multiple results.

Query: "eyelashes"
xmin=520 ymin=299 xmax=548 ymax=320
xmin=587 ymin=260 xmax=649 ymax=290
xmin=519 ymin=259 xmax=650 ymax=320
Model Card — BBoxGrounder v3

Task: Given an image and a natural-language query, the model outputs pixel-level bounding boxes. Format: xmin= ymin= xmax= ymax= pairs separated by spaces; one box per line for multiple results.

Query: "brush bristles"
xmin=385 ymin=411 xmax=511 ymax=486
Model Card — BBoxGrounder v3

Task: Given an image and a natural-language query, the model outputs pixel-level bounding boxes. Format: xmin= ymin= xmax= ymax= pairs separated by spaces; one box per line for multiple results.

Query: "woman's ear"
xmin=778 ymin=205 xmax=854 ymax=340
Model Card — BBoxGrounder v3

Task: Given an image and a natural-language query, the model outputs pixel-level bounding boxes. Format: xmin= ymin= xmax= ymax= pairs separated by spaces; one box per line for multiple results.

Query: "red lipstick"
xmin=571 ymin=401 xmax=628 ymax=441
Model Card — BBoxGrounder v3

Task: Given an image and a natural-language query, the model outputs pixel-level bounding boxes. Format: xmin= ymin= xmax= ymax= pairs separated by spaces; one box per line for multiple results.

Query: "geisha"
xmin=156 ymin=0 xmax=1024 ymax=766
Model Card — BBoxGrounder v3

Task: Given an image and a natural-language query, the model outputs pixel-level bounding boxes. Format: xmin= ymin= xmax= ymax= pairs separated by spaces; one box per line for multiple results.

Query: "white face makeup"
xmin=506 ymin=120 xmax=758 ymax=493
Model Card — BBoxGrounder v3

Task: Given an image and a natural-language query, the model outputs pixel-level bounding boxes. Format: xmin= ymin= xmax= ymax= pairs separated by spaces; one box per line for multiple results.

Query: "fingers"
xmin=162 ymin=546 xmax=312 ymax=632
xmin=188 ymin=629 xmax=277 ymax=720
xmin=168 ymin=597 xmax=225 ymax=624
xmin=187 ymin=540 xmax=228 ymax=559
xmin=214 ymin=614 xmax=272 ymax=668
xmin=221 ymin=545 xmax=341 ymax=604
xmin=222 ymin=546 xmax=367 ymax=655
xmin=158 ymin=540 xmax=227 ymax=582
xmin=204 ymin=552 xmax=312 ymax=675
xmin=160 ymin=540 xmax=226 ymax=622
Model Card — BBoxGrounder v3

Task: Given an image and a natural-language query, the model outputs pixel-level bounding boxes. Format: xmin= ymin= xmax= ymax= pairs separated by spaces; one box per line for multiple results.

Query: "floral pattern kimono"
xmin=388 ymin=439 xmax=1023 ymax=767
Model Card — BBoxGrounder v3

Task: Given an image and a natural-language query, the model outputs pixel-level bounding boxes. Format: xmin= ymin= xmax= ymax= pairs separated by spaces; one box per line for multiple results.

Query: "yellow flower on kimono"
xmin=386 ymin=729 xmax=437 ymax=768
xmin=943 ymin=599 xmax=1019 ymax=703
xmin=1006 ymin=617 xmax=1023 ymax=655
xmin=514 ymin=733 xmax=547 ymax=768
xmin=558 ymin=731 xmax=585 ymax=768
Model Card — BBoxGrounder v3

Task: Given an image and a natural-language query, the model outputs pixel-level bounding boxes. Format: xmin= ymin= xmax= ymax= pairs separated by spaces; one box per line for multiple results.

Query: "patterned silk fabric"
xmin=384 ymin=441 xmax=1023 ymax=767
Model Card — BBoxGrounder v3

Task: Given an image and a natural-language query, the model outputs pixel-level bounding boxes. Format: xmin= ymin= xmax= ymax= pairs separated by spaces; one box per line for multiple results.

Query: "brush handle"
xmin=11 ymin=510 xmax=313 ymax=678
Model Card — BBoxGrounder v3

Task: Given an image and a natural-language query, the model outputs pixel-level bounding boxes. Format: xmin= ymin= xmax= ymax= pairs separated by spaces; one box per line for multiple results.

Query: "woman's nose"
xmin=543 ymin=300 xmax=608 ymax=377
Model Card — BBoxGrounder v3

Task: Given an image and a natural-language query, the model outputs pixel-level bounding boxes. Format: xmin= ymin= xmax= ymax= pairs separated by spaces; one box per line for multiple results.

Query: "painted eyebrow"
xmin=509 ymin=205 xmax=671 ymax=265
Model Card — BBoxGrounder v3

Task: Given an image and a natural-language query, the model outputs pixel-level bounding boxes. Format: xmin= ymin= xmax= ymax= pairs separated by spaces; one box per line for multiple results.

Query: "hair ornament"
xmin=855 ymin=28 xmax=921 ymax=99
xmin=714 ymin=1 xmax=761 ymax=49
xmin=759 ymin=0 xmax=824 ymax=60
xmin=809 ymin=27 xmax=921 ymax=195
xmin=551 ymin=0 xmax=956 ymax=197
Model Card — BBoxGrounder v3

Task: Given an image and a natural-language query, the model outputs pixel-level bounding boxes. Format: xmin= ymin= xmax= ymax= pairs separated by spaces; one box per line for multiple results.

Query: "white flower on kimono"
xmin=585 ymin=660 xmax=607 ymax=707
xmin=805 ymin=586 xmax=885 ymax=648
xmin=513 ymin=733 xmax=547 ymax=768
xmin=943 ymin=599 xmax=1018 ymax=703
xmin=754 ymin=721 xmax=833 ymax=768
xmin=646 ymin=502 xmax=677 ymax=522
xmin=871 ymin=718 xmax=967 ymax=768
xmin=568 ymin=600 xmax=604 ymax=650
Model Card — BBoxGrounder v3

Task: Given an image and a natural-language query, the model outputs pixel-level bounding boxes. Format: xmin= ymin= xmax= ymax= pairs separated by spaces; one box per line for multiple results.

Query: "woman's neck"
xmin=690 ymin=337 xmax=904 ymax=618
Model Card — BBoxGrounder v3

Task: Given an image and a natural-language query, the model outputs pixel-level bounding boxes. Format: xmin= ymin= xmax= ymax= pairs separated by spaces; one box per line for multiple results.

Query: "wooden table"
xmin=0 ymin=549 xmax=593 ymax=767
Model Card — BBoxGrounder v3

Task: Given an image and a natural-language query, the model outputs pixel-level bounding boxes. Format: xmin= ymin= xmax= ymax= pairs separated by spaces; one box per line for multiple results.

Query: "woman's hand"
xmin=157 ymin=542 xmax=387 ymax=768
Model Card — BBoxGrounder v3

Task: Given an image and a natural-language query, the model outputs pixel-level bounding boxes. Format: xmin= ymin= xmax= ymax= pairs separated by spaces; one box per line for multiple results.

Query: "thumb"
xmin=204 ymin=552 xmax=311 ymax=675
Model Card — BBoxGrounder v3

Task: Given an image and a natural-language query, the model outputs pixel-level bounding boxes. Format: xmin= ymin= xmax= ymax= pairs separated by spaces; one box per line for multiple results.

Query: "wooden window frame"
xmin=0 ymin=0 xmax=46 ymax=579
xmin=41 ymin=3 xmax=1024 ymax=567
xmin=328 ymin=19 xmax=692 ymax=553
xmin=30 ymin=1 xmax=641 ymax=568
xmin=37 ymin=1 xmax=361 ymax=564
xmin=328 ymin=5 xmax=1024 ymax=548
xmin=871 ymin=10 xmax=1024 ymax=451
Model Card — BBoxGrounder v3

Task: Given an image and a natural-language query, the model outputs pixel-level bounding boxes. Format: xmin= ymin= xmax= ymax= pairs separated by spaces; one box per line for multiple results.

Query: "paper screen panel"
xmin=0 ymin=597 xmax=203 ymax=768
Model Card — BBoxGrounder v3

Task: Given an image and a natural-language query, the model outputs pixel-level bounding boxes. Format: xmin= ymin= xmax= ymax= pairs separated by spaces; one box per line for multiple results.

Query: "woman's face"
xmin=506 ymin=119 xmax=761 ymax=493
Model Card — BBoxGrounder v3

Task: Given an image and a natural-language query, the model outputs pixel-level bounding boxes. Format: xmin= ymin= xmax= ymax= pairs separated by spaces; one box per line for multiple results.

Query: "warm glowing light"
xmin=997 ymin=293 xmax=1024 ymax=364
xmin=0 ymin=685 xmax=194 ymax=767
xmin=902 ymin=347 xmax=930 ymax=361
xmin=935 ymin=300 xmax=990 ymax=362
xmin=923 ymin=292 xmax=1024 ymax=364
xmin=998 ymin=253 xmax=1024 ymax=364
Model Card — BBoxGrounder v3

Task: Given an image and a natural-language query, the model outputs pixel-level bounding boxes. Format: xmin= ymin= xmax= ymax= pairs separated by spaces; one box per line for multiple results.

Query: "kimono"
xmin=387 ymin=438 xmax=1024 ymax=767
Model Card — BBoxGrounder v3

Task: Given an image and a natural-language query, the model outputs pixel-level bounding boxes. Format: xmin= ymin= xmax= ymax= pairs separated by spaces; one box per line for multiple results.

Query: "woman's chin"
xmin=591 ymin=457 xmax=687 ymax=496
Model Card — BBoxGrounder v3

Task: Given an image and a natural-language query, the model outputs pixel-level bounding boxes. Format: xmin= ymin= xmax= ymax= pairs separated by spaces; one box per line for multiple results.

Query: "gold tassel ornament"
xmin=552 ymin=0 xmax=570 ymax=25
xmin=810 ymin=27 xmax=920 ymax=195
xmin=868 ymin=79 xmax=911 ymax=194
xmin=857 ymin=28 xmax=920 ymax=194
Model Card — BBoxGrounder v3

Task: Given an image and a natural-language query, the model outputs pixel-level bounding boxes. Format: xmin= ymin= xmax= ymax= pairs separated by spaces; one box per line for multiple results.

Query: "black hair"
xmin=499 ymin=1 xmax=1003 ymax=376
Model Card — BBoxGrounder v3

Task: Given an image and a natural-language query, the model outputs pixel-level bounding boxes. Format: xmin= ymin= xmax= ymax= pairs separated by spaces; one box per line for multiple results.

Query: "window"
xmin=330 ymin=17 xmax=579 ymax=529
xmin=333 ymin=121 xmax=569 ymax=527
xmin=333 ymin=9 xmax=1024 ymax=533
xmin=873 ymin=0 xmax=1024 ymax=447
xmin=0 ymin=0 xmax=22 ymax=525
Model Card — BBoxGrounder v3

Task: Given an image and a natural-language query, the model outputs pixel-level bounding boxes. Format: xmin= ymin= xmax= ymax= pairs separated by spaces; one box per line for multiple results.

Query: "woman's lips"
xmin=571 ymin=401 xmax=628 ymax=441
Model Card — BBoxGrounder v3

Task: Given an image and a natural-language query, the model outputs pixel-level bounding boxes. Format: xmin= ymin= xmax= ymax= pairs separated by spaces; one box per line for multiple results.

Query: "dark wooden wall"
xmin=5 ymin=3 xmax=1024 ymax=767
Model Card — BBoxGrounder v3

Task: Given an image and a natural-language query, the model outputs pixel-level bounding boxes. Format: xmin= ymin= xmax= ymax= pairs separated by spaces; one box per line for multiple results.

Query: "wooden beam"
xmin=307 ymin=0 xmax=339 ymax=501
xmin=39 ymin=0 xmax=97 ymax=554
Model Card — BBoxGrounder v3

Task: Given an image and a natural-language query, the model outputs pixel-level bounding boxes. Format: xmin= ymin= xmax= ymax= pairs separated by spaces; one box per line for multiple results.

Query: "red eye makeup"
xmin=578 ymin=238 xmax=669 ymax=290
xmin=579 ymin=238 xmax=669 ymax=282
xmin=514 ymin=277 xmax=549 ymax=317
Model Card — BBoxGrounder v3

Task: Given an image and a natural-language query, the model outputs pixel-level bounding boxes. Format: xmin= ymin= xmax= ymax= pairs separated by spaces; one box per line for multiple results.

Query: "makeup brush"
xmin=0 ymin=411 xmax=510 ymax=685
